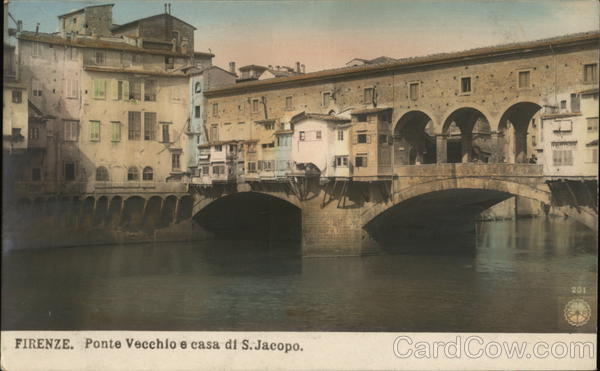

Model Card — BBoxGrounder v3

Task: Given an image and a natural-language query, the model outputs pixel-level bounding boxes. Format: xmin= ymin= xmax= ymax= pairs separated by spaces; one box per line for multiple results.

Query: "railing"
xmin=13 ymin=181 xmax=187 ymax=196
xmin=393 ymin=163 xmax=544 ymax=178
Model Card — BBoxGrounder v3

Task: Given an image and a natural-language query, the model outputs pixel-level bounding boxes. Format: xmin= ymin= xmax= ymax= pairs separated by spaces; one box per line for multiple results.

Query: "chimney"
xmin=301 ymin=64 xmax=305 ymax=73
xmin=35 ymin=23 xmax=39 ymax=34
xmin=164 ymin=3 xmax=167 ymax=13
xmin=229 ymin=61 xmax=236 ymax=74
xmin=17 ymin=20 xmax=22 ymax=32
xmin=168 ymin=3 xmax=171 ymax=14
xmin=296 ymin=61 xmax=301 ymax=73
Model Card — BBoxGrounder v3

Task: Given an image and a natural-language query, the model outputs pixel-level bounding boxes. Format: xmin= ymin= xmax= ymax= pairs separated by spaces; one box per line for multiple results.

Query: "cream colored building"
xmin=538 ymin=88 xmax=599 ymax=178
xmin=14 ymin=5 xmax=213 ymax=194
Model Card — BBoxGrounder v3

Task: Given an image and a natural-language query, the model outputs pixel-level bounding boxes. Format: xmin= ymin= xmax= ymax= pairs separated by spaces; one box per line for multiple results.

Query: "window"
xmin=143 ymin=112 xmax=156 ymax=141
xmin=277 ymin=135 xmax=291 ymax=147
xmin=12 ymin=90 xmax=22 ymax=103
xmin=128 ymin=111 xmax=141 ymax=140
xmin=570 ymin=93 xmax=580 ymax=113
xmin=32 ymin=79 xmax=42 ymax=97
xmin=144 ymin=80 xmax=156 ymax=101
xmin=285 ymin=96 xmax=293 ymax=111
xmin=29 ymin=127 xmax=40 ymax=140
xmin=214 ymin=145 xmax=223 ymax=152
xmin=532 ymin=135 xmax=537 ymax=147
xmin=560 ymin=100 xmax=567 ymax=110
xmin=248 ymin=162 xmax=257 ymax=173
xmin=551 ymin=142 xmax=575 ymax=166
xmin=96 ymin=166 xmax=109 ymax=181
xmin=194 ymin=82 xmax=202 ymax=93
xmin=195 ymin=106 xmax=201 ymax=118
xmin=165 ymin=56 xmax=174 ymax=70
xmin=335 ymin=156 xmax=348 ymax=167
xmin=95 ymin=50 xmax=105 ymax=65
xmin=171 ymin=153 xmax=181 ymax=171
xmin=355 ymin=154 xmax=368 ymax=167
xmin=210 ymin=124 xmax=219 ymax=141
xmin=32 ymin=42 xmax=42 ymax=57
xmin=337 ymin=130 xmax=344 ymax=141
xmin=261 ymin=142 xmax=275 ymax=149
xmin=379 ymin=134 xmax=388 ymax=144
xmin=322 ymin=91 xmax=332 ymax=106
xmin=129 ymin=79 xmax=142 ymax=100
xmin=64 ymin=162 xmax=76 ymax=181
xmin=252 ymin=99 xmax=260 ymax=113
xmin=212 ymin=103 xmax=219 ymax=117
xmin=63 ymin=120 xmax=79 ymax=141
xmin=363 ymin=87 xmax=374 ymax=104
xmin=212 ymin=165 xmax=225 ymax=175
xmin=127 ymin=167 xmax=139 ymax=181
xmin=111 ymin=121 xmax=121 ymax=142
xmin=131 ymin=53 xmax=142 ymax=66
xmin=66 ymin=78 xmax=79 ymax=99
xmin=201 ymin=166 xmax=210 ymax=175
xmin=460 ymin=77 xmax=471 ymax=94
xmin=583 ymin=63 xmax=598 ymax=83
xmin=589 ymin=148 xmax=599 ymax=164
xmin=299 ymin=131 xmax=306 ymax=141
xmin=12 ymin=128 xmax=21 ymax=138
xmin=120 ymin=52 xmax=131 ymax=67
xmin=518 ymin=70 xmax=531 ymax=88
xmin=170 ymin=86 xmax=181 ymax=102
xmin=587 ymin=117 xmax=599 ymax=133
xmin=93 ymin=79 xmax=106 ymax=99
xmin=316 ymin=130 xmax=322 ymax=140
xmin=142 ymin=167 xmax=154 ymax=181
xmin=161 ymin=123 xmax=170 ymax=143
xmin=89 ymin=121 xmax=101 ymax=142
xmin=32 ymin=168 xmax=42 ymax=182
xmin=357 ymin=133 xmax=368 ymax=144
xmin=409 ymin=82 xmax=419 ymax=101
xmin=112 ymin=80 xmax=128 ymax=100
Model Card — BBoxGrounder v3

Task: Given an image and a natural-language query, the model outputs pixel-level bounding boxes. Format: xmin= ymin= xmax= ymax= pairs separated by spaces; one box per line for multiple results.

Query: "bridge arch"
xmin=393 ymin=110 xmax=438 ymax=165
xmin=362 ymin=177 xmax=551 ymax=228
xmin=193 ymin=191 xmax=302 ymax=242
xmin=497 ymin=101 xmax=543 ymax=164
xmin=441 ymin=106 xmax=492 ymax=163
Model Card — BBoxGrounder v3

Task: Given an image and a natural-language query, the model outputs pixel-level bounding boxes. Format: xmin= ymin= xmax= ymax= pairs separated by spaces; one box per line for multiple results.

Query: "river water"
xmin=2 ymin=218 xmax=596 ymax=332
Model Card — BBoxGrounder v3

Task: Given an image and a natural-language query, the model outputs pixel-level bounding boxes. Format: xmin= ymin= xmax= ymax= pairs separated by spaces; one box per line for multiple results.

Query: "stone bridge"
xmin=7 ymin=164 xmax=595 ymax=254
xmin=189 ymin=163 xmax=595 ymax=257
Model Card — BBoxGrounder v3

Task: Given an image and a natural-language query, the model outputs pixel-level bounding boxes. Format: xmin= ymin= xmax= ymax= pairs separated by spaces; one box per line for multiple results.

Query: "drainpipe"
xmin=549 ymin=44 xmax=557 ymax=107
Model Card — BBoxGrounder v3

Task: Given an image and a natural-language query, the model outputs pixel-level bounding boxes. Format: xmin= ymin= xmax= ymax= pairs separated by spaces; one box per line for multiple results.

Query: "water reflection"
xmin=2 ymin=218 xmax=596 ymax=332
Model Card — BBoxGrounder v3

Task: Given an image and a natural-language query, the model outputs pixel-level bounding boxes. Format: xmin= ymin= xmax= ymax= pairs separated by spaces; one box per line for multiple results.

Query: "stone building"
xmin=203 ymin=32 xmax=599 ymax=183
xmin=13 ymin=4 xmax=214 ymax=196
xmin=538 ymin=87 xmax=599 ymax=177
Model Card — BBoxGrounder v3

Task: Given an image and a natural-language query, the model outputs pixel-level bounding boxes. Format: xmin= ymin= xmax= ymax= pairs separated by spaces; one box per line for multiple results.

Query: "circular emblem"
xmin=564 ymin=299 xmax=591 ymax=327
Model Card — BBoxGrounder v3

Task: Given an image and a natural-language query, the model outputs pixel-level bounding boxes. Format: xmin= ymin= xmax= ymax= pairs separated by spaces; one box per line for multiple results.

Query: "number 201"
xmin=571 ymin=286 xmax=586 ymax=294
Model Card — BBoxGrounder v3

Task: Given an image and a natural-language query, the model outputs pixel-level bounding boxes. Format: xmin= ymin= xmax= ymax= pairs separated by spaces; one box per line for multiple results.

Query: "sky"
xmin=7 ymin=0 xmax=599 ymax=72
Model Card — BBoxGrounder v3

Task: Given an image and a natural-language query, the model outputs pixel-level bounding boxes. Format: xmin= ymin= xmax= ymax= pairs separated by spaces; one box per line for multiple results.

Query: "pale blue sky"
xmin=7 ymin=0 xmax=599 ymax=71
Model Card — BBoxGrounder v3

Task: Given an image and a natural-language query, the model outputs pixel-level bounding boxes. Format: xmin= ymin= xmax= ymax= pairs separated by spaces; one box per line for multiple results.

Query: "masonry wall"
xmin=205 ymin=45 xmax=598 ymax=149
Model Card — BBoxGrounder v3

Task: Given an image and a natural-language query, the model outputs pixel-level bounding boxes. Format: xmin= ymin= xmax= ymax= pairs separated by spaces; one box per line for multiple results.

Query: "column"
xmin=436 ymin=135 xmax=447 ymax=164
xmin=461 ymin=131 xmax=472 ymax=163
xmin=489 ymin=131 xmax=505 ymax=163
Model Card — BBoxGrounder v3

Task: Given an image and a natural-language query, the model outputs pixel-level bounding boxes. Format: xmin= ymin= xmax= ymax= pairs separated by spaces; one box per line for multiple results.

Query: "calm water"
xmin=2 ymin=218 xmax=597 ymax=332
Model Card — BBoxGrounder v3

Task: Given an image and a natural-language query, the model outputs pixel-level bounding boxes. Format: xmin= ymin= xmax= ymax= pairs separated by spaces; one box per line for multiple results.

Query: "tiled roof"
xmin=205 ymin=31 xmax=599 ymax=96
xmin=351 ymin=107 xmax=393 ymax=115
xmin=57 ymin=4 xmax=114 ymax=18
xmin=112 ymin=13 xmax=197 ymax=31
xmin=579 ymin=88 xmax=599 ymax=95
xmin=84 ymin=66 xmax=186 ymax=77
xmin=290 ymin=112 xmax=351 ymax=124
xmin=18 ymin=31 xmax=195 ymax=57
